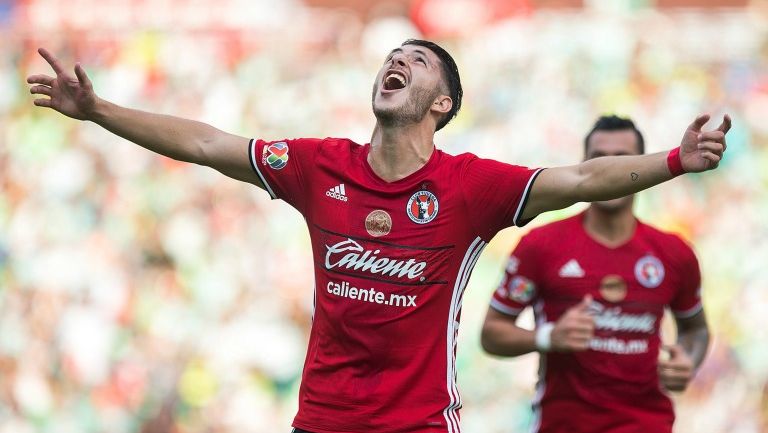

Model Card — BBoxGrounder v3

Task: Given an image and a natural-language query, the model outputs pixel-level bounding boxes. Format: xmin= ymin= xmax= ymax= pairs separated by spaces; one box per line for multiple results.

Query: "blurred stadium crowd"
xmin=1 ymin=0 xmax=767 ymax=432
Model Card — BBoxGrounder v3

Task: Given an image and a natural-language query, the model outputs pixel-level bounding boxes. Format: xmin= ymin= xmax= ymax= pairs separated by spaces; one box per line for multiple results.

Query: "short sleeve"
xmin=248 ymin=138 xmax=321 ymax=214
xmin=489 ymin=234 xmax=541 ymax=317
xmin=669 ymin=241 xmax=703 ymax=319
xmin=461 ymin=157 xmax=544 ymax=241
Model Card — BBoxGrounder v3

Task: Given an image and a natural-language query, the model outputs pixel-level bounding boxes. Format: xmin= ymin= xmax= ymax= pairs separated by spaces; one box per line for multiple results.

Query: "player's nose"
xmin=391 ymin=53 xmax=407 ymax=67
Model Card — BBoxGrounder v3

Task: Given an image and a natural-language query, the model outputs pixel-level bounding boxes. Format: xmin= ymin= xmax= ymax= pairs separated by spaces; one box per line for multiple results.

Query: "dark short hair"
xmin=402 ymin=39 xmax=463 ymax=131
xmin=584 ymin=115 xmax=645 ymax=156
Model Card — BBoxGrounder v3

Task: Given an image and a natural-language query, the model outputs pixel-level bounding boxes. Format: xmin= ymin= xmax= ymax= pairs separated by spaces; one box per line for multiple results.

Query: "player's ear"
xmin=431 ymin=95 xmax=452 ymax=115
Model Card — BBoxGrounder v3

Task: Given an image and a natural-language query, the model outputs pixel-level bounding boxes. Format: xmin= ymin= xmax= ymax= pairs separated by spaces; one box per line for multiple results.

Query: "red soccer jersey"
xmin=249 ymin=137 xmax=543 ymax=433
xmin=490 ymin=213 xmax=702 ymax=433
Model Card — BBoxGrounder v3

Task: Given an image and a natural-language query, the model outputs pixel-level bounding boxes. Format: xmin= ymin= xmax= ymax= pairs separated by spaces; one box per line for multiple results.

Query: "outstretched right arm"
xmin=27 ymin=48 xmax=263 ymax=188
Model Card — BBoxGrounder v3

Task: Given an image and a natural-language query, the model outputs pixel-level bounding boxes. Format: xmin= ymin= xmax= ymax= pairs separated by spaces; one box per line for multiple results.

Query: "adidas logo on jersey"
xmin=326 ymin=184 xmax=348 ymax=202
xmin=558 ymin=259 xmax=585 ymax=278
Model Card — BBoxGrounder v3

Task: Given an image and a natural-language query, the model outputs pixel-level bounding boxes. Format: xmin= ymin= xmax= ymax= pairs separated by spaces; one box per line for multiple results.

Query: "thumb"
xmin=572 ymin=294 xmax=593 ymax=313
xmin=568 ymin=294 xmax=592 ymax=314
xmin=717 ymin=113 xmax=732 ymax=134
xmin=663 ymin=344 xmax=684 ymax=360
xmin=688 ymin=114 xmax=710 ymax=132
xmin=74 ymin=63 xmax=92 ymax=88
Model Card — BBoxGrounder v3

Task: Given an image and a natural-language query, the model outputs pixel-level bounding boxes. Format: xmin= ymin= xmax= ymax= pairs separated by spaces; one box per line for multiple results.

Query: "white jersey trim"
xmin=672 ymin=301 xmax=703 ymax=319
xmin=530 ymin=300 xmax=547 ymax=433
xmin=513 ymin=168 xmax=545 ymax=227
xmin=490 ymin=298 xmax=525 ymax=316
xmin=248 ymin=138 xmax=278 ymax=199
xmin=443 ymin=237 xmax=486 ymax=433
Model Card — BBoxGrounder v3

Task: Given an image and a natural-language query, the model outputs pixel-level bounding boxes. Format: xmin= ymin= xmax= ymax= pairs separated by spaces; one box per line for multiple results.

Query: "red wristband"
xmin=667 ymin=147 xmax=685 ymax=177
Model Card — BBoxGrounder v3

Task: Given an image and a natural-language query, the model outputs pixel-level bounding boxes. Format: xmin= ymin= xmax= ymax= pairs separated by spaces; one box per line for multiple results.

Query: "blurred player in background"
xmin=27 ymin=39 xmax=727 ymax=433
xmin=481 ymin=115 xmax=711 ymax=433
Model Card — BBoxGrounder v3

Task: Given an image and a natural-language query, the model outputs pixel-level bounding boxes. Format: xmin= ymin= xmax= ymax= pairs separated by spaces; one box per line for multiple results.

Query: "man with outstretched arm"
xmin=482 ymin=115 xmax=710 ymax=433
xmin=28 ymin=42 xmax=728 ymax=433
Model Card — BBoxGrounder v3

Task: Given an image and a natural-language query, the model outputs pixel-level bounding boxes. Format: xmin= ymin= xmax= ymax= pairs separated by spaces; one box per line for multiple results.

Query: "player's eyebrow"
xmin=412 ymin=49 xmax=431 ymax=64
xmin=385 ymin=48 xmax=403 ymax=60
xmin=386 ymin=48 xmax=432 ymax=65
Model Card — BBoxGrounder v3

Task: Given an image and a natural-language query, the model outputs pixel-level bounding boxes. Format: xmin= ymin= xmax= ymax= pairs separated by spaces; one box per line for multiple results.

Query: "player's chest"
xmin=307 ymin=175 xmax=471 ymax=292
xmin=307 ymin=175 xmax=467 ymax=246
xmin=539 ymin=249 xmax=676 ymax=307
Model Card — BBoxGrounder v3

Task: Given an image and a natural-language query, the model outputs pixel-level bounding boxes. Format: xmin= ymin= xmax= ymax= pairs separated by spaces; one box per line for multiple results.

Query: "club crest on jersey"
xmin=406 ymin=190 xmax=438 ymax=224
xmin=634 ymin=255 xmax=665 ymax=288
xmin=262 ymin=141 xmax=289 ymax=170
xmin=508 ymin=276 xmax=535 ymax=303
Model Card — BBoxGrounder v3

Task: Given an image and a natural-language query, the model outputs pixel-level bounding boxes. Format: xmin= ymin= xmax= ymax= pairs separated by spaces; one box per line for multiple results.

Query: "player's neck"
xmin=583 ymin=205 xmax=637 ymax=248
xmin=368 ymin=122 xmax=435 ymax=182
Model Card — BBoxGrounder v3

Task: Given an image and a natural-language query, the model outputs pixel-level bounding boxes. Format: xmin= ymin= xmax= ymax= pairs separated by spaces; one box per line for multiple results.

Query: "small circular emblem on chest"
xmin=365 ymin=210 xmax=392 ymax=237
xmin=599 ymin=274 xmax=628 ymax=302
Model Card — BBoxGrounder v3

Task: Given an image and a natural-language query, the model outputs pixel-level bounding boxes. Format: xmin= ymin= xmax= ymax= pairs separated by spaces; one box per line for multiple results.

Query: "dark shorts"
xmin=292 ymin=429 xmax=314 ymax=433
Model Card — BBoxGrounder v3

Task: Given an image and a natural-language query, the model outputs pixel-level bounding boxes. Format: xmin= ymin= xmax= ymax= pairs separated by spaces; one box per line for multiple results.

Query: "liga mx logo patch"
xmin=634 ymin=255 xmax=665 ymax=288
xmin=508 ymin=276 xmax=535 ymax=303
xmin=406 ymin=190 xmax=438 ymax=224
xmin=262 ymin=141 xmax=289 ymax=170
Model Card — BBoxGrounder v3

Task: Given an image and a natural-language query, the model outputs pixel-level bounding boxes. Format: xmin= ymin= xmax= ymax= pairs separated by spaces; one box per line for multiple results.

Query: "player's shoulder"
xmin=449 ymin=151 xmax=516 ymax=165
xmin=316 ymin=137 xmax=364 ymax=151
xmin=637 ymin=220 xmax=697 ymax=258
xmin=638 ymin=221 xmax=691 ymax=247
xmin=265 ymin=137 xmax=362 ymax=160
xmin=440 ymin=150 xmax=476 ymax=167
xmin=449 ymin=151 xmax=477 ymax=160
xmin=307 ymin=137 xmax=366 ymax=160
xmin=449 ymin=151 xmax=535 ymax=175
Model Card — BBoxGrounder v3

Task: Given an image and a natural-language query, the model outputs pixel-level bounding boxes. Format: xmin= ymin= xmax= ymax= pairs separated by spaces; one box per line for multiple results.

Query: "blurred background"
xmin=1 ymin=0 xmax=767 ymax=432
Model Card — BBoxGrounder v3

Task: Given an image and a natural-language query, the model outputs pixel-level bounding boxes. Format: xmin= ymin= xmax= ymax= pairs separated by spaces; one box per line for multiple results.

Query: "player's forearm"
xmin=575 ymin=151 xmax=672 ymax=202
xmin=480 ymin=324 xmax=538 ymax=357
xmin=89 ymin=98 xmax=222 ymax=165
xmin=523 ymin=151 xmax=679 ymax=219
xmin=677 ymin=326 xmax=710 ymax=369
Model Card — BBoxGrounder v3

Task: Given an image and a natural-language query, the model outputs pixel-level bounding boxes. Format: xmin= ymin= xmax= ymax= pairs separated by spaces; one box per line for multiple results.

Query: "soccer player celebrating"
xmin=481 ymin=115 xmax=711 ymax=433
xmin=28 ymin=41 xmax=727 ymax=433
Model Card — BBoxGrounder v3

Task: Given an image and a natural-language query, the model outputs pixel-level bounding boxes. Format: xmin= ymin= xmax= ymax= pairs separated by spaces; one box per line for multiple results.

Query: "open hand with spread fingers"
xmin=679 ymin=114 xmax=731 ymax=172
xmin=26 ymin=48 xmax=98 ymax=120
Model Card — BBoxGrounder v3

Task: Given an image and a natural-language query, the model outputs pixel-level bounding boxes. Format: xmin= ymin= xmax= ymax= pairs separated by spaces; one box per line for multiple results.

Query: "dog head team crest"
xmin=406 ymin=190 xmax=438 ymax=224
xmin=634 ymin=255 xmax=665 ymax=288
xmin=262 ymin=141 xmax=289 ymax=170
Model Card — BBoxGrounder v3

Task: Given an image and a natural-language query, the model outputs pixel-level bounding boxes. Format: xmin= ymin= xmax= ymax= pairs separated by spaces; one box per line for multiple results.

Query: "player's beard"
xmin=372 ymin=84 xmax=439 ymax=128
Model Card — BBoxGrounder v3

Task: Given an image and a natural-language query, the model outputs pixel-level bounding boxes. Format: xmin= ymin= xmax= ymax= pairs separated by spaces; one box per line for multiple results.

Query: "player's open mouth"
xmin=382 ymin=71 xmax=407 ymax=92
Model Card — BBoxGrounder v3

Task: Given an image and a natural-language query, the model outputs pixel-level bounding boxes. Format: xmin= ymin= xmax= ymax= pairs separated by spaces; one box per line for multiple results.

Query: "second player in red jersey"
xmin=482 ymin=116 xmax=710 ymax=433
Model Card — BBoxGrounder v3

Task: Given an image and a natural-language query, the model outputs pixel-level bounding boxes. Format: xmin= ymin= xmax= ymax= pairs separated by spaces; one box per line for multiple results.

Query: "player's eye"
xmin=416 ymin=57 xmax=426 ymax=64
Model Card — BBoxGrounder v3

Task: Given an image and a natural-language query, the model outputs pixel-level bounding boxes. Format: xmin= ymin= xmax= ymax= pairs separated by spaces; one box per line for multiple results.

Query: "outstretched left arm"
xmin=521 ymin=114 xmax=731 ymax=220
